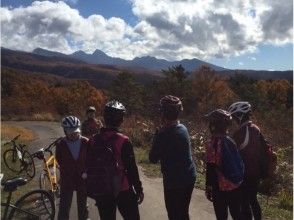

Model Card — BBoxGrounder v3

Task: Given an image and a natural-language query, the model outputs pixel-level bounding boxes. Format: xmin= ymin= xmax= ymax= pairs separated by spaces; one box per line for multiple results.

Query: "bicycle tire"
xmin=3 ymin=149 xmax=22 ymax=173
xmin=8 ymin=189 xmax=55 ymax=220
xmin=22 ymin=150 xmax=36 ymax=179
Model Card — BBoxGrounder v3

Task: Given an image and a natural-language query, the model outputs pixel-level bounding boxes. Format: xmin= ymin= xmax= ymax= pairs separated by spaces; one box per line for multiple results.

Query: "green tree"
xmin=108 ymin=72 xmax=144 ymax=114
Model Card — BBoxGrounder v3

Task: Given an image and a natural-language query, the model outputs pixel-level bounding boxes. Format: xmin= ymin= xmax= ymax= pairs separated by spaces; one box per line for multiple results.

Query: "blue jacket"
xmin=149 ymin=123 xmax=196 ymax=189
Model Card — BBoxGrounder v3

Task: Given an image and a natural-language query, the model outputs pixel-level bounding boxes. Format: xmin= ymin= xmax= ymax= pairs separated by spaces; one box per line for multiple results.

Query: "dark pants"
xmin=95 ymin=190 xmax=140 ymax=220
xmin=57 ymin=187 xmax=88 ymax=220
xmin=212 ymin=187 xmax=241 ymax=220
xmin=240 ymin=179 xmax=261 ymax=220
xmin=163 ymin=183 xmax=194 ymax=220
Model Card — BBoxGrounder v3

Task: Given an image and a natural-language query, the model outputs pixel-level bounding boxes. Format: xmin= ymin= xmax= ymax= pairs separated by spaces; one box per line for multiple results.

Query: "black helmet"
xmin=104 ymin=100 xmax=126 ymax=114
xmin=103 ymin=100 xmax=126 ymax=127
xmin=159 ymin=95 xmax=183 ymax=120
xmin=86 ymin=106 xmax=96 ymax=113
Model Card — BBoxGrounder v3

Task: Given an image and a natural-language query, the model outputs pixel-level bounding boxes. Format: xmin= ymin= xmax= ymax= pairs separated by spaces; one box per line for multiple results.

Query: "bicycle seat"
xmin=2 ymin=177 xmax=27 ymax=192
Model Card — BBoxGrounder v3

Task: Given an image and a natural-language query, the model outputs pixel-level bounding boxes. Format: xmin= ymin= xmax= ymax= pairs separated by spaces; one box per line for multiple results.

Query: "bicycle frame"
xmin=44 ymin=154 xmax=59 ymax=193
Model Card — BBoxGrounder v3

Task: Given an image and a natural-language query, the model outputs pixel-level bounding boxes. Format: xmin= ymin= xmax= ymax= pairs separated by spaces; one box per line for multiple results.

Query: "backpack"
xmin=220 ymin=136 xmax=244 ymax=184
xmin=85 ymin=134 xmax=122 ymax=198
xmin=260 ymin=135 xmax=277 ymax=179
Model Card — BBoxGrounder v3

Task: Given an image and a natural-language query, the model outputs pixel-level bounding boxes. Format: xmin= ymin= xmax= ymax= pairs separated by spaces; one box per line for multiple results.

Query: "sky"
xmin=1 ymin=0 xmax=293 ymax=70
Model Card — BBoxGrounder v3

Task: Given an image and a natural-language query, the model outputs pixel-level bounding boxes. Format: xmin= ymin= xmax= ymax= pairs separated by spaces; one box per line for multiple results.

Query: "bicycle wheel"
xmin=22 ymin=150 xmax=35 ymax=179
xmin=3 ymin=149 xmax=22 ymax=173
xmin=8 ymin=189 xmax=55 ymax=220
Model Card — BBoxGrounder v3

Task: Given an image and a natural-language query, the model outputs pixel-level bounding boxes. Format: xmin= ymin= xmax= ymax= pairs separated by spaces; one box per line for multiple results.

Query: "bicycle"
xmin=32 ymin=138 xmax=62 ymax=200
xmin=1 ymin=177 xmax=55 ymax=220
xmin=2 ymin=135 xmax=35 ymax=179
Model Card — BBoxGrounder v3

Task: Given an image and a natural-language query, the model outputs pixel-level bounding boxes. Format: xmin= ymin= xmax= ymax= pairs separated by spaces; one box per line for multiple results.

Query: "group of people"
xmin=55 ymin=95 xmax=266 ymax=220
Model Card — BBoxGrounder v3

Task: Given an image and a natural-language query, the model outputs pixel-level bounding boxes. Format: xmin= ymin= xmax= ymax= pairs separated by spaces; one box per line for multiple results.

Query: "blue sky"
xmin=1 ymin=0 xmax=293 ymax=70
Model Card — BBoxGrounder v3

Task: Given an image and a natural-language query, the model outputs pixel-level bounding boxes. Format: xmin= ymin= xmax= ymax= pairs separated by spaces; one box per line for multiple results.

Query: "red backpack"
xmin=85 ymin=134 xmax=121 ymax=198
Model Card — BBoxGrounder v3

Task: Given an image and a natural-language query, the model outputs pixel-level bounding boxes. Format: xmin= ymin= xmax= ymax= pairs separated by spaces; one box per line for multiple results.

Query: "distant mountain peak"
xmin=93 ymin=49 xmax=107 ymax=56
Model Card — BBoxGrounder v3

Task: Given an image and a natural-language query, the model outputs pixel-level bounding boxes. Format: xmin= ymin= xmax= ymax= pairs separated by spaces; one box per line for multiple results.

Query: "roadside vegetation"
xmin=1 ymin=64 xmax=292 ymax=219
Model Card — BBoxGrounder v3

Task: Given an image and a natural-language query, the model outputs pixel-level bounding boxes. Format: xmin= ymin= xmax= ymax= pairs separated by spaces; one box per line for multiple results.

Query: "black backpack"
xmin=86 ymin=134 xmax=122 ymax=198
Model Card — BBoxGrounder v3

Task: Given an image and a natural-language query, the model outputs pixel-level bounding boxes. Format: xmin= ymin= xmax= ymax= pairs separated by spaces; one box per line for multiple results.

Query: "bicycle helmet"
xmin=86 ymin=106 xmax=96 ymax=113
xmin=159 ymin=95 xmax=183 ymax=120
xmin=103 ymin=100 xmax=126 ymax=127
xmin=228 ymin=101 xmax=251 ymax=115
xmin=61 ymin=116 xmax=81 ymax=133
xmin=205 ymin=109 xmax=232 ymax=123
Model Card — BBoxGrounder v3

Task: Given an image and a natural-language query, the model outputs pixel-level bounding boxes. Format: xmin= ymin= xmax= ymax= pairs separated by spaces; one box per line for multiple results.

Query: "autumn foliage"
xmin=1 ymin=68 xmax=106 ymax=119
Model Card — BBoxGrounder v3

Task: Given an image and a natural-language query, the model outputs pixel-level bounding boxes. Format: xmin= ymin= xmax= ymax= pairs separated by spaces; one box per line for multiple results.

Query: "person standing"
xmin=204 ymin=109 xmax=243 ymax=220
xmin=149 ymin=95 xmax=196 ymax=220
xmin=56 ymin=116 xmax=89 ymax=220
xmin=88 ymin=100 xmax=144 ymax=220
xmin=228 ymin=101 xmax=263 ymax=220
xmin=81 ymin=106 xmax=102 ymax=138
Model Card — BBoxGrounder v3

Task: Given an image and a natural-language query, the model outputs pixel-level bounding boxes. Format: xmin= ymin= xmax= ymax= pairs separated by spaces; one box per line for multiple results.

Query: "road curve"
xmin=2 ymin=121 xmax=216 ymax=220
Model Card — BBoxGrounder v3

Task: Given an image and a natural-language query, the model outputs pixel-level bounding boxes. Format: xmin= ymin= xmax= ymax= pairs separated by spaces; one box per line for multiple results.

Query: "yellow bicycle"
xmin=32 ymin=138 xmax=61 ymax=199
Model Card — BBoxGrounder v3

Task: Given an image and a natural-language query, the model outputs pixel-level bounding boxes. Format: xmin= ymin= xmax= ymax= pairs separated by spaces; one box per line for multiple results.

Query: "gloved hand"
xmin=137 ymin=191 xmax=144 ymax=205
xmin=205 ymin=186 xmax=213 ymax=202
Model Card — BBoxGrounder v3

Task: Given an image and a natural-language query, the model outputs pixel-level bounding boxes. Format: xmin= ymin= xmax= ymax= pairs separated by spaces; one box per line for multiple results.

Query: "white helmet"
xmin=61 ymin=116 xmax=81 ymax=133
xmin=228 ymin=101 xmax=251 ymax=115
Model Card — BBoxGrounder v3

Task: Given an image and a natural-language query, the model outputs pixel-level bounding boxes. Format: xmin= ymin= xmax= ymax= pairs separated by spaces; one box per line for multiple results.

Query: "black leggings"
xmin=164 ymin=183 xmax=195 ymax=220
xmin=212 ymin=187 xmax=241 ymax=220
xmin=240 ymin=179 xmax=261 ymax=220
xmin=57 ymin=188 xmax=88 ymax=220
xmin=95 ymin=190 xmax=140 ymax=220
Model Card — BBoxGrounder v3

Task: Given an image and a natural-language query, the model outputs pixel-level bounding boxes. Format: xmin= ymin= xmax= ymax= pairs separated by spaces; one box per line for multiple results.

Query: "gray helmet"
xmin=228 ymin=101 xmax=251 ymax=115
xmin=61 ymin=116 xmax=81 ymax=133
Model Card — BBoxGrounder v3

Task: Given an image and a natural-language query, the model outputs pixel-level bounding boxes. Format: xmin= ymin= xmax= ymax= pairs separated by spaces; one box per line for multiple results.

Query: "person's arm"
xmin=205 ymin=162 xmax=214 ymax=202
xmin=121 ymin=140 xmax=143 ymax=196
xmin=55 ymin=142 xmax=62 ymax=165
xmin=149 ymin=130 xmax=163 ymax=163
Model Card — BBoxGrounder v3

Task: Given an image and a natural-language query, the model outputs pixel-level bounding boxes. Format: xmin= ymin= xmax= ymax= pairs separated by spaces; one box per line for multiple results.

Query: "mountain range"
xmin=1 ymin=47 xmax=292 ymax=90
xmin=33 ymin=48 xmax=226 ymax=72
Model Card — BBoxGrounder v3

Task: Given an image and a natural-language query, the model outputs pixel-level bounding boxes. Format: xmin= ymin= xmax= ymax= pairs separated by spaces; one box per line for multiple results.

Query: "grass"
xmin=1 ymin=124 xmax=36 ymax=142
xmin=134 ymin=147 xmax=162 ymax=178
xmin=2 ymin=113 xmax=58 ymax=122
xmin=134 ymin=146 xmax=293 ymax=220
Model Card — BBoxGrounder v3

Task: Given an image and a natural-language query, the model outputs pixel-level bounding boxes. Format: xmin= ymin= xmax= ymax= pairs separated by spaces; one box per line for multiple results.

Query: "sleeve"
xmin=149 ymin=130 xmax=163 ymax=163
xmin=121 ymin=140 xmax=143 ymax=194
xmin=55 ymin=143 xmax=62 ymax=165
xmin=206 ymin=162 xmax=215 ymax=187
xmin=81 ymin=121 xmax=87 ymax=136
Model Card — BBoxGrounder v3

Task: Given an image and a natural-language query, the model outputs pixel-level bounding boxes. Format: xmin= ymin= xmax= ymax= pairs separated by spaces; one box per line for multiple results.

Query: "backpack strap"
xmin=240 ymin=125 xmax=249 ymax=150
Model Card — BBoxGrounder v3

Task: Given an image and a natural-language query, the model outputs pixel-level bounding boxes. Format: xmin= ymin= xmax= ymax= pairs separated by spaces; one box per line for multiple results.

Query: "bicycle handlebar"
xmin=3 ymin=135 xmax=21 ymax=146
xmin=44 ymin=137 xmax=62 ymax=152
xmin=32 ymin=137 xmax=62 ymax=159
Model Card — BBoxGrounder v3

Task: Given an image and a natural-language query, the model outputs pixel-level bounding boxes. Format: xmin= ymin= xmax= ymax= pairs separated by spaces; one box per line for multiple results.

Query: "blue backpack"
xmin=220 ymin=136 xmax=244 ymax=184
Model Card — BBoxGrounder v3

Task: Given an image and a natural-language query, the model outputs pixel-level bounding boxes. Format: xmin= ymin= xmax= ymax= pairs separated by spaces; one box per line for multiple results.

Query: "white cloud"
xmin=0 ymin=0 xmax=292 ymax=61
xmin=131 ymin=0 xmax=292 ymax=60
xmin=239 ymin=62 xmax=244 ymax=66
xmin=248 ymin=56 xmax=257 ymax=61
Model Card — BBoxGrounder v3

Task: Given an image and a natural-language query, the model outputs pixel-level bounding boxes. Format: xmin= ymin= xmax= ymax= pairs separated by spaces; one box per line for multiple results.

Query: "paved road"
xmin=3 ymin=121 xmax=216 ymax=220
